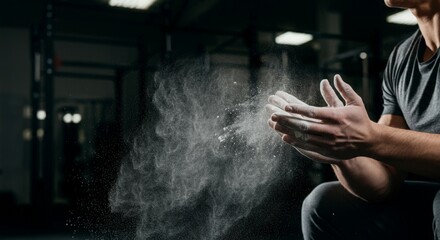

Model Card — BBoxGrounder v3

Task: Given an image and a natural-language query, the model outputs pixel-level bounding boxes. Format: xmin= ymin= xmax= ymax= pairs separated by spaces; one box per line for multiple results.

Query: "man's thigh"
xmin=302 ymin=181 xmax=440 ymax=240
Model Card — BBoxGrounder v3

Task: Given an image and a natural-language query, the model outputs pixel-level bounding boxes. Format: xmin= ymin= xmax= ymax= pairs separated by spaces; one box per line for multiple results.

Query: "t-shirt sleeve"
xmin=382 ymin=48 xmax=403 ymax=116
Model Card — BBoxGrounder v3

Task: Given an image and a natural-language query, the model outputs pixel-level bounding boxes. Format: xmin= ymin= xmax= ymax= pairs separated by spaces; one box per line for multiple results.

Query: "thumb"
xmin=333 ymin=74 xmax=362 ymax=106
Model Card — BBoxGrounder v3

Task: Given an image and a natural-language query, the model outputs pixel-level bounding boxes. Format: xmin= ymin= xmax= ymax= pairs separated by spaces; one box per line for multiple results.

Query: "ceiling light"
xmin=63 ymin=113 xmax=72 ymax=123
xmin=387 ymin=9 xmax=417 ymax=25
xmin=109 ymin=0 xmax=157 ymax=10
xmin=359 ymin=52 xmax=368 ymax=60
xmin=72 ymin=114 xmax=82 ymax=124
xmin=275 ymin=32 xmax=313 ymax=46
xmin=37 ymin=110 xmax=46 ymax=120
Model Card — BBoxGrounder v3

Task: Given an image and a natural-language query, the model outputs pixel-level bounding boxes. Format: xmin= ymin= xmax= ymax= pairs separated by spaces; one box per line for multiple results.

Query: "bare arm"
xmin=368 ymin=118 xmax=440 ymax=179
xmin=331 ymin=114 xmax=408 ymax=202
xmin=266 ymin=75 xmax=423 ymax=202
xmin=278 ymin=76 xmax=440 ymax=179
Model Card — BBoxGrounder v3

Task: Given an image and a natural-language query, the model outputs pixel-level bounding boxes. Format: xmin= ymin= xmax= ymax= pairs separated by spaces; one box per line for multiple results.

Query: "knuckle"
xmin=286 ymin=104 xmax=295 ymax=111
xmin=299 ymin=122 xmax=309 ymax=131
xmin=267 ymin=119 xmax=273 ymax=126
xmin=329 ymin=130 xmax=339 ymax=140
xmin=303 ymin=134 xmax=309 ymax=141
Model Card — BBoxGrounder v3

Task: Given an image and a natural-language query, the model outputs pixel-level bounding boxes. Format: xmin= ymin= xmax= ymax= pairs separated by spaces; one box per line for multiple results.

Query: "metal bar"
xmin=42 ymin=1 xmax=55 ymax=224
xmin=55 ymin=29 xmax=238 ymax=50
xmin=162 ymin=3 xmax=172 ymax=62
xmin=55 ymin=98 xmax=114 ymax=103
xmin=362 ymin=56 xmax=369 ymax=107
xmin=55 ymin=28 xmax=240 ymax=44
xmin=169 ymin=0 xmax=190 ymax=31
xmin=208 ymin=36 xmax=241 ymax=54
xmin=61 ymin=60 xmax=157 ymax=72
xmin=55 ymin=34 xmax=137 ymax=47
xmin=62 ymin=61 xmax=131 ymax=70
xmin=114 ymin=69 xmax=124 ymax=148
xmin=247 ymin=0 xmax=261 ymax=97
xmin=30 ymin=26 xmax=41 ymax=209
xmin=370 ymin=31 xmax=384 ymax=120
xmin=246 ymin=25 xmax=260 ymax=97
xmin=211 ymin=50 xmax=248 ymax=55
xmin=138 ymin=36 xmax=147 ymax=124
xmin=173 ymin=26 xmax=242 ymax=37
xmin=210 ymin=62 xmax=248 ymax=69
xmin=55 ymin=72 xmax=115 ymax=81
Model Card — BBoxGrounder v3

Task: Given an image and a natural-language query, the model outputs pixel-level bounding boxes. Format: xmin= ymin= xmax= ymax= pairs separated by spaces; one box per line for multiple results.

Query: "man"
xmin=266 ymin=0 xmax=440 ymax=239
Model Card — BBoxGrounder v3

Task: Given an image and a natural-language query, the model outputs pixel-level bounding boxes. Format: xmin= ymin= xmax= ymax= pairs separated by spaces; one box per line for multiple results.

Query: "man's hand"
xmin=269 ymin=75 xmax=377 ymax=160
xmin=266 ymin=78 xmax=347 ymax=164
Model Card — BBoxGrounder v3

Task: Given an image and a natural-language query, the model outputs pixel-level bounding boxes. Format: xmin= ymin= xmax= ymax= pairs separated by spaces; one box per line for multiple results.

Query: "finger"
xmin=269 ymin=118 xmax=311 ymax=143
xmin=320 ymin=79 xmax=343 ymax=107
xmin=268 ymin=119 xmax=290 ymax=137
xmin=268 ymin=95 xmax=289 ymax=109
xmin=275 ymin=91 xmax=307 ymax=105
xmin=274 ymin=121 xmax=334 ymax=148
xmin=284 ymin=104 xmax=336 ymax=121
xmin=333 ymin=74 xmax=362 ymax=106
xmin=282 ymin=134 xmax=324 ymax=153
xmin=265 ymin=104 xmax=283 ymax=115
xmin=270 ymin=118 xmax=303 ymax=137
xmin=269 ymin=107 xmax=304 ymax=120
xmin=272 ymin=114 xmax=334 ymax=137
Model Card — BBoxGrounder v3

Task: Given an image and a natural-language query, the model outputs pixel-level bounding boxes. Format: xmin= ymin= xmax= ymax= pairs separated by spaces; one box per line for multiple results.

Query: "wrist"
xmin=363 ymin=121 xmax=384 ymax=159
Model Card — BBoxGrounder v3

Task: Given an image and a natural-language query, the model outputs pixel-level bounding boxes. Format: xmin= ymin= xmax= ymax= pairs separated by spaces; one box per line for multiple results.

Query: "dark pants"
xmin=302 ymin=181 xmax=440 ymax=240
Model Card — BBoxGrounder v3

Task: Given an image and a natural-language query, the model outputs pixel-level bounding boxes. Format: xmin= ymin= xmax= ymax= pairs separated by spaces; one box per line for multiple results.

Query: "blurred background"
xmin=0 ymin=0 xmax=417 ymax=239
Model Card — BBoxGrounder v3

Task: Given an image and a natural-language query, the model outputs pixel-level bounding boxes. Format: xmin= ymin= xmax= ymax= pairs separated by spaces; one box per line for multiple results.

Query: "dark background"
xmin=0 ymin=0 xmax=418 ymax=239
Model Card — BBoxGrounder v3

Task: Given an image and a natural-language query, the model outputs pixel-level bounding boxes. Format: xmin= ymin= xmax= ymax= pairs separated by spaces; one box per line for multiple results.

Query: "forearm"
xmin=332 ymin=122 xmax=440 ymax=201
xmin=329 ymin=116 xmax=409 ymax=202
xmin=368 ymin=123 xmax=440 ymax=179
xmin=331 ymin=157 xmax=405 ymax=202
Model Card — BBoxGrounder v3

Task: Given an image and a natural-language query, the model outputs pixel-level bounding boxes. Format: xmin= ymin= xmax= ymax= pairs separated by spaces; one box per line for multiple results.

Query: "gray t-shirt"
xmin=382 ymin=30 xmax=440 ymax=133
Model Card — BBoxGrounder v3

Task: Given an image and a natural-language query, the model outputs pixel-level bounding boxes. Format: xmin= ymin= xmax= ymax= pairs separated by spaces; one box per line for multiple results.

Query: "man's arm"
xmin=369 ymin=118 xmax=440 ymax=179
xmin=277 ymin=76 xmax=440 ymax=180
xmin=267 ymin=75 xmax=415 ymax=202
xmin=331 ymin=114 xmax=408 ymax=202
